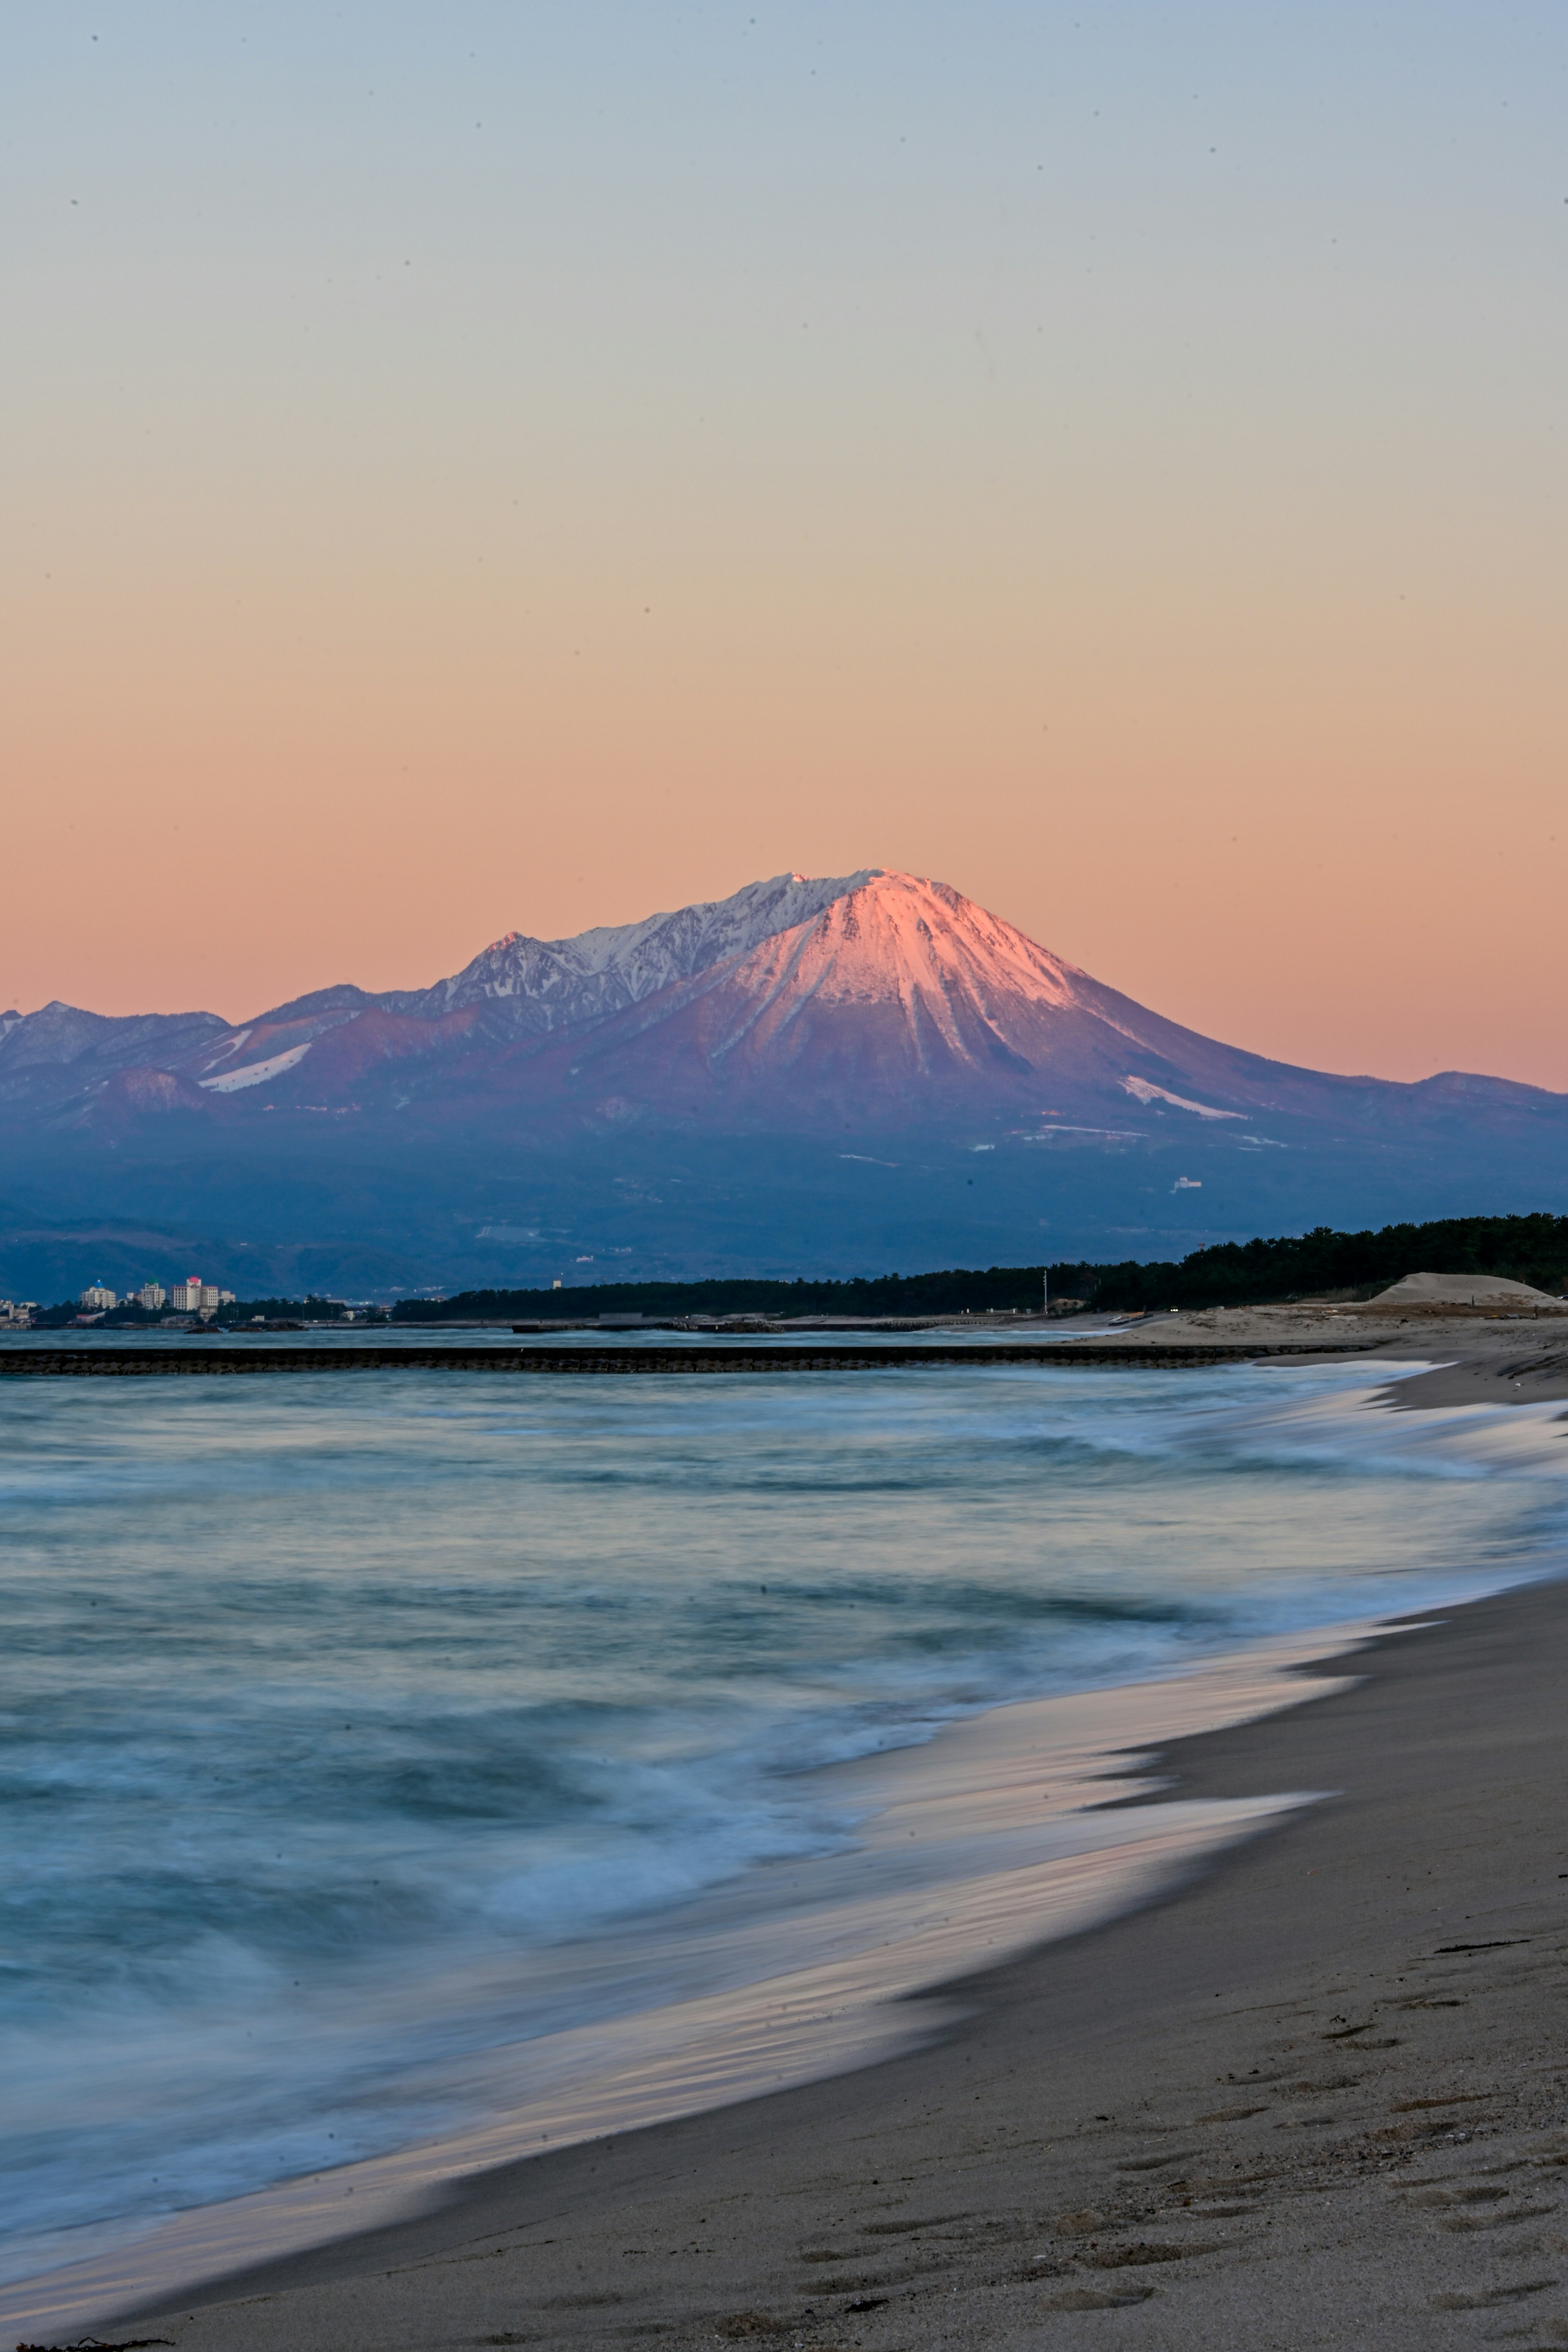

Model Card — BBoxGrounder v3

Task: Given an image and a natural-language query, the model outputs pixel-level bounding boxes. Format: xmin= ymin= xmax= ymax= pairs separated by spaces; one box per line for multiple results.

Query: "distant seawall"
xmin=0 ymin=1342 xmax=1375 ymax=1378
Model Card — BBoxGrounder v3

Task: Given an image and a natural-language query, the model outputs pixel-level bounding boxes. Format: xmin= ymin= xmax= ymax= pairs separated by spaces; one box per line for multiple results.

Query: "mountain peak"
xmin=550 ymin=867 xmax=1102 ymax=1104
xmin=712 ymin=869 xmax=1089 ymax=1050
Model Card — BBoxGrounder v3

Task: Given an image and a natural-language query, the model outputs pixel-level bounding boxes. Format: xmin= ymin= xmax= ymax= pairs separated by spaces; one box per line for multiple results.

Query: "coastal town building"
xmin=0 ymin=1299 xmax=37 ymax=1327
xmin=168 ymin=1278 xmax=234 ymax=1314
xmin=58 ymin=1277 xmax=242 ymax=1317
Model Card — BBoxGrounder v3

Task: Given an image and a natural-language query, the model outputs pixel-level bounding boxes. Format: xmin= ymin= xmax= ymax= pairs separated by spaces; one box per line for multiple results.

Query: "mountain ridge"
xmin=1 ymin=868 xmax=1564 ymax=1298
xmin=378 ymin=869 xmax=880 ymax=1039
xmin=2 ymin=867 xmax=1558 ymax=1116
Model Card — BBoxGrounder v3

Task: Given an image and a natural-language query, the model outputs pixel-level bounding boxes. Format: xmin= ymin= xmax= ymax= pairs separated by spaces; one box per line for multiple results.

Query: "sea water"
xmin=2 ymin=1344 xmax=1565 ymax=2300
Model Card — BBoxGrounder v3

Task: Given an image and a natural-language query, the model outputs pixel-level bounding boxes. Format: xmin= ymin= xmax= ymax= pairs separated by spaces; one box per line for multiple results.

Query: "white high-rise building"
xmin=169 ymin=1278 xmax=204 ymax=1312
xmin=78 ymin=1285 xmax=117 ymax=1311
xmin=138 ymin=1283 xmax=167 ymax=1310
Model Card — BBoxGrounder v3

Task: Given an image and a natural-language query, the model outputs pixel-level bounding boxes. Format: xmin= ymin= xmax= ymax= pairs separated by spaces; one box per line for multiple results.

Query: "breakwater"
xmin=0 ymin=1341 xmax=1377 ymax=1377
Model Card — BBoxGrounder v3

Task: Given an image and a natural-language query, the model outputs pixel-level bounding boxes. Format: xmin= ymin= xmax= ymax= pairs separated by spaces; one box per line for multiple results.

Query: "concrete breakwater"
xmin=0 ymin=1341 xmax=1379 ymax=1377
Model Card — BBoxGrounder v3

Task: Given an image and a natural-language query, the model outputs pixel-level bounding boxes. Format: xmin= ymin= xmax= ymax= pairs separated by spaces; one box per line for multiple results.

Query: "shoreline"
xmin=100 ymin=1568 xmax=1568 ymax=2351
xmin=9 ymin=1297 xmax=1568 ymax=1412
xmin=9 ymin=1351 xmax=1567 ymax=2348
xmin=2 ymin=1621 xmax=1385 ymax=2341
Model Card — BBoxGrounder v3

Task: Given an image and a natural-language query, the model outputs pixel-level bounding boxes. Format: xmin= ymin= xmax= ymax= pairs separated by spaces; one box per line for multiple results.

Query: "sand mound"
xmin=1370 ymin=1270 xmax=1564 ymax=1309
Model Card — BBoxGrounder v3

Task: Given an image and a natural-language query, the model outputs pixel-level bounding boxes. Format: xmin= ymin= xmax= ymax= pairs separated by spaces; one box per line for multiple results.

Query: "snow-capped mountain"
xmin=492 ymin=869 xmax=1494 ymax=1129
xmin=2 ymin=867 xmax=1559 ymax=1134
xmin=2 ymin=867 xmax=1565 ymax=1297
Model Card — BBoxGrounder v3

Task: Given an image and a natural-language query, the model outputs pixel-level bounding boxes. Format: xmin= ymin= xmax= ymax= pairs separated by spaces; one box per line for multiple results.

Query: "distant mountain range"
xmin=2 ymin=869 xmax=1565 ymax=1298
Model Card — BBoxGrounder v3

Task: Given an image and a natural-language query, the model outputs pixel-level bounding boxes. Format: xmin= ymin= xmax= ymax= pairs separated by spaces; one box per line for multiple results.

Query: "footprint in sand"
xmin=1037 ymin=2285 xmax=1158 ymax=2310
xmin=1430 ymin=2277 xmax=1558 ymax=2310
xmin=1084 ymin=2241 xmax=1222 ymax=2270
xmin=1409 ymin=2184 xmax=1512 ymax=2207
xmin=1053 ymin=2209 xmax=1106 ymax=2235
xmin=1437 ymin=2205 xmax=1558 ymax=2232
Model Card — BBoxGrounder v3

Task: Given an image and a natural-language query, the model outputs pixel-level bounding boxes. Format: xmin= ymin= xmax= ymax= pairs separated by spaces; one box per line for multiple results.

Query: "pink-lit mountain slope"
xmin=486 ymin=870 xmax=1161 ymax=1126
xmin=440 ymin=870 xmax=1542 ymax=1135
xmin=0 ymin=869 xmax=1559 ymax=1143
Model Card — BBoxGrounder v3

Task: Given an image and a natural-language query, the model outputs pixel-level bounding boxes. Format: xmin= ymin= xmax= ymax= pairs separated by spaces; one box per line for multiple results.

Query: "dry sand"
xmin=1067 ymin=1299 xmax=1568 ymax=1350
xmin=103 ymin=1570 xmax=1568 ymax=2352
xmin=1368 ymin=1273 xmax=1564 ymax=1310
xmin=1062 ymin=1300 xmax=1568 ymax=1410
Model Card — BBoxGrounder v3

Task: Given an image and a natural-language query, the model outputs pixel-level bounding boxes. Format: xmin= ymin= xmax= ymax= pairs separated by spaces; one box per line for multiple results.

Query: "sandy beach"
xmin=1069 ymin=1298 xmax=1568 ymax=1411
xmin=82 ymin=1537 xmax=1568 ymax=2352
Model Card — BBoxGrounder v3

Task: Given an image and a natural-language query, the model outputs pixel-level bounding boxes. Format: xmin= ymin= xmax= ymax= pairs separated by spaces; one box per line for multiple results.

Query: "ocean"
xmin=3 ymin=1337 xmax=1566 ymax=2315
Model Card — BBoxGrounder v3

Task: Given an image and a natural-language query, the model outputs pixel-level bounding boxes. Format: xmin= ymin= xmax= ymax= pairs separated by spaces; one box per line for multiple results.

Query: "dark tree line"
xmin=1085 ymin=1214 xmax=1568 ymax=1312
xmin=391 ymin=1214 xmax=1568 ymax=1322
xmin=391 ymin=1266 xmax=1075 ymax=1320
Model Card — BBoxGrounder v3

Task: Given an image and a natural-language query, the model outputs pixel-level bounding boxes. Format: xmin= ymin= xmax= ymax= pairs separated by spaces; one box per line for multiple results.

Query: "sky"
xmin=4 ymin=2 xmax=1566 ymax=1085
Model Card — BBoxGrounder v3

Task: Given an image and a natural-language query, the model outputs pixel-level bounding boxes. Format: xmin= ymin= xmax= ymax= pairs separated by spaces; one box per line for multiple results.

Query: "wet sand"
xmin=104 ymin=1572 xmax=1568 ymax=2352
xmin=1378 ymin=1348 xmax=1568 ymax=1412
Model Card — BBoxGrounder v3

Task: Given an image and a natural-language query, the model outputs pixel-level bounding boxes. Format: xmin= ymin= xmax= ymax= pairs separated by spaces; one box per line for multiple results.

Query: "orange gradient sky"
xmin=4 ymin=4 xmax=1566 ymax=1085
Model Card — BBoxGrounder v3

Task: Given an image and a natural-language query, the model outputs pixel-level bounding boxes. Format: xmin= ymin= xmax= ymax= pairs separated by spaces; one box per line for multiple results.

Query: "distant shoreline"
xmin=0 ymin=1334 xmax=1386 ymax=1377
xmin=7 ymin=1293 xmax=1568 ymax=1403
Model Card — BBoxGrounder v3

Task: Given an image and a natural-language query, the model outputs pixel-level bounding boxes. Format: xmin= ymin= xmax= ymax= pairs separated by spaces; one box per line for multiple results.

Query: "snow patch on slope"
xmin=200 ymin=1045 xmax=312 ymax=1093
xmin=1123 ymin=1076 xmax=1242 ymax=1119
xmin=200 ymin=1028 xmax=253 ymax=1071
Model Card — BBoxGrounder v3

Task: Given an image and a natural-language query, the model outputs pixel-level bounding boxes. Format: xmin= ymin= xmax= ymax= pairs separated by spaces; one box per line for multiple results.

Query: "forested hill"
xmin=390 ymin=1214 xmax=1568 ymax=1322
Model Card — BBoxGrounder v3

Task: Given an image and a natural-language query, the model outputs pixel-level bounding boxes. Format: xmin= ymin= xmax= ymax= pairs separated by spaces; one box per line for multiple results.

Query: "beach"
xmin=6 ymin=1323 xmax=1567 ymax=2350
xmin=93 ymin=1562 xmax=1568 ymax=2352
